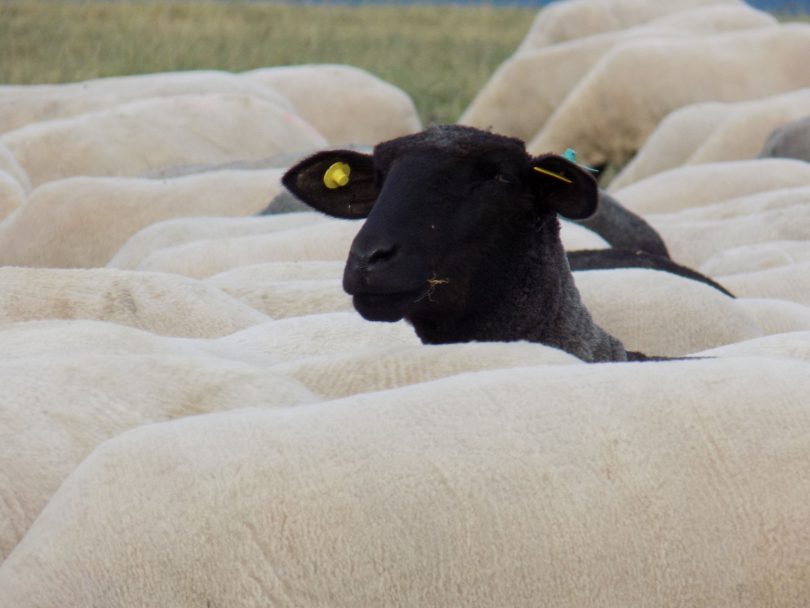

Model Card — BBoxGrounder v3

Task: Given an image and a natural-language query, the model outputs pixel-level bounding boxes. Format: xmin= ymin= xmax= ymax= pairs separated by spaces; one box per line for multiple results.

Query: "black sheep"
xmin=282 ymin=125 xmax=704 ymax=362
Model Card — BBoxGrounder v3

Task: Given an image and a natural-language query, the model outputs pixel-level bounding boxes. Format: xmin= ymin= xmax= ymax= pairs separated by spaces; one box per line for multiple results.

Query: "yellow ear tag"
xmin=533 ymin=166 xmax=573 ymax=184
xmin=323 ymin=162 xmax=351 ymax=189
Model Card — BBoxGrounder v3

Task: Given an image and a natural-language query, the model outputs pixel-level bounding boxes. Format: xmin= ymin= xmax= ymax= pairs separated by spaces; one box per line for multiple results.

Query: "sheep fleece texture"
xmin=1 ymin=359 xmax=809 ymax=607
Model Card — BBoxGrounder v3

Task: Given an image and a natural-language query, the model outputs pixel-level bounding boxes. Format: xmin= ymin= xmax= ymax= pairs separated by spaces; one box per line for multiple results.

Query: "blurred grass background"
xmin=0 ymin=1 xmax=536 ymax=124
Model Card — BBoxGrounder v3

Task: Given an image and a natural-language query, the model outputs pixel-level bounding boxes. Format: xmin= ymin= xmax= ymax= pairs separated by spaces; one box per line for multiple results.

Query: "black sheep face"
xmin=282 ymin=125 xmax=598 ymax=331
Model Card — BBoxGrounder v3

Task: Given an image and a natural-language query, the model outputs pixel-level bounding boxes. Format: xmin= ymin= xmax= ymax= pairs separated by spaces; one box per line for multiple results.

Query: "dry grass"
xmin=0 ymin=1 xmax=536 ymax=124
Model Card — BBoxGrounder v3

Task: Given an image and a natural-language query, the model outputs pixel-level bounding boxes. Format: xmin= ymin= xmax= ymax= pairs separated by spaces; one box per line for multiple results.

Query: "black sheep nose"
xmin=344 ymin=236 xmax=401 ymax=295
xmin=349 ymin=235 xmax=399 ymax=271
xmin=365 ymin=243 xmax=398 ymax=268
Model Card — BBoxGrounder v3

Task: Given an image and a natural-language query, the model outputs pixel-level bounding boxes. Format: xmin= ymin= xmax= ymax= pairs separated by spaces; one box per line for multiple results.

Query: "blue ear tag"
xmin=563 ymin=148 xmax=599 ymax=173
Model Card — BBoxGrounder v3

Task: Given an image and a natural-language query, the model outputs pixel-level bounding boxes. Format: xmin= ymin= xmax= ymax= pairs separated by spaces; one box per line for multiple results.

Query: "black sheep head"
xmin=282 ymin=125 xmax=598 ymax=332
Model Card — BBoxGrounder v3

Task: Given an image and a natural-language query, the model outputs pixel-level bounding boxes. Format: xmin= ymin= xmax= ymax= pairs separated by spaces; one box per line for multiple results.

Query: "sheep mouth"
xmin=351 ymin=289 xmax=424 ymax=322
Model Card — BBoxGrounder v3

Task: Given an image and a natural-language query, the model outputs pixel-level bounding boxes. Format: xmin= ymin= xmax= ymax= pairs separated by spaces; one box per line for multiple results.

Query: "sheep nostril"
xmin=366 ymin=244 xmax=398 ymax=267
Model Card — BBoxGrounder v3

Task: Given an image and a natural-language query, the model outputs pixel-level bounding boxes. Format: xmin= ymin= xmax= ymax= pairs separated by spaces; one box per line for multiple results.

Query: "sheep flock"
xmin=2 ymin=0 xmax=810 ymax=605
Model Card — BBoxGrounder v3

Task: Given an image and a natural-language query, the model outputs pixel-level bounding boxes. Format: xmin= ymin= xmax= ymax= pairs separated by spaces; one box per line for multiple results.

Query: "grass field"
xmin=0 ymin=1 xmax=536 ymax=124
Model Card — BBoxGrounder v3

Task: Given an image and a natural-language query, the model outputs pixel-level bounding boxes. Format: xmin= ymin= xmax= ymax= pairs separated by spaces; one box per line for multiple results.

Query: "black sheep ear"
xmin=281 ymin=150 xmax=378 ymax=219
xmin=529 ymin=154 xmax=598 ymax=220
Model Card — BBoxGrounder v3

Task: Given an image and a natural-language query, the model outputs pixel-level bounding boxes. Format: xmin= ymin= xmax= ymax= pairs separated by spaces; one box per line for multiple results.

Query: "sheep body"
xmin=575 ymin=268 xmax=759 ymax=356
xmin=735 ymin=298 xmax=810 ymax=337
xmin=718 ymin=261 xmax=810 ymax=306
xmin=528 ymin=25 xmax=810 ymax=166
xmin=654 ymin=204 xmax=810 ymax=268
xmin=612 ymin=160 xmax=810 ymax=215
xmin=0 ymin=267 xmax=268 ymax=337
xmin=135 ymin=220 xmax=362 ymax=278
xmin=244 ymin=64 xmax=421 ymax=145
xmin=271 ymin=341 xmax=580 ymax=400
xmin=0 ymin=70 xmax=294 ymax=134
xmin=108 ymin=212 xmax=328 ymax=270
xmin=212 ymin=312 xmax=419 ymax=363
xmin=0 ymin=93 xmax=326 ymax=187
xmin=462 ymin=5 xmax=774 ymax=142
xmin=0 ymin=142 xmax=30 ymax=192
xmin=0 ymin=170 xmax=292 ymax=268
xmin=517 ymin=0 xmax=743 ymax=50
xmin=612 ymin=88 xmax=810 ymax=188
xmin=0 ymin=352 xmax=317 ymax=559
xmin=0 ymin=170 xmax=25 ymax=222
xmin=3 ymin=357 xmax=809 ymax=607
xmin=216 ymin=278 xmax=353 ymax=319
xmin=698 ymin=330 xmax=810 ymax=361
xmin=207 ymin=260 xmax=347 ymax=286
xmin=700 ymin=240 xmax=810 ymax=276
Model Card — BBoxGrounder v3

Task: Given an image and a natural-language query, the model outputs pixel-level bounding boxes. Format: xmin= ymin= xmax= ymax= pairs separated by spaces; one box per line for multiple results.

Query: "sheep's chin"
xmin=352 ymin=292 xmax=420 ymax=323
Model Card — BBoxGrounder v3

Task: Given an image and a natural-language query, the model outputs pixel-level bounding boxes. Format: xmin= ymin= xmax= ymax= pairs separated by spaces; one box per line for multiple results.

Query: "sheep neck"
xmin=410 ymin=214 xmax=628 ymax=363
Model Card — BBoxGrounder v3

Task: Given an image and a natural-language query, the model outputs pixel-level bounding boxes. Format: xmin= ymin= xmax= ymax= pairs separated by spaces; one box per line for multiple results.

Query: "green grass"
xmin=0 ymin=1 xmax=536 ymax=124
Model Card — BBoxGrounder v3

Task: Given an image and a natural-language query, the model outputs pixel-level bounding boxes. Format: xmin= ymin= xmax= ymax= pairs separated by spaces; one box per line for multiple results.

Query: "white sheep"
xmin=272 ymin=341 xmax=579 ymax=400
xmin=575 ymin=268 xmax=761 ymax=356
xmin=108 ymin=212 xmax=328 ymax=270
xmin=0 ymin=169 xmax=25 ymax=222
xmin=0 ymin=267 xmax=268 ymax=338
xmin=207 ymin=260 xmax=346 ymax=286
xmin=212 ymin=311 xmax=419 ymax=363
xmin=735 ymin=298 xmax=810 ymax=337
xmin=134 ymin=219 xmax=362 ymax=278
xmin=0 ymin=351 xmax=318 ymax=559
xmin=0 ymin=169 xmax=295 ymax=268
xmin=527 ymin=25 xmax=810 ymax=167
xmin=243 ymin=64 xmax=421 ymax=145
xmin=461 ymin=4 xmax=775 ymax=141
xmin=0 ymin=93 xmax=327 ymax=187
xmin=718 ymin=261 xmax=810 ymax=307
xmin=611 ymin=88 xmax=810 ymax=188
xmin=0 ymin=333 xmax=572 ymax=558
xmin=0 ymin=141 xmax=31 ymax=192
xmin=654 ymin=205 xmax=810 ymax=269
xmin=698 ymin=330 xmax=810 ymax=361
xmin=611 ymin=160 xmax=810 ymax=215
xmin=700 ymin=240 xmax=810 ymax=276
xmin=3 ymin=356 xmax=809 ymax=606
xmin=217 ymin=278 xmax=353 ymax=319
xmin=517 ymin=0 xmax=743 ymax=50
xmin=0 ymin=70 xmax=293 ymax=134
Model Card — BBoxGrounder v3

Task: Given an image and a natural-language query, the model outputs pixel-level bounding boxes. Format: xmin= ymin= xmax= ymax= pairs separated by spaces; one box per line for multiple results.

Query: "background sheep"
xmin=461 ymin=3 xmax=776 ymax=143
xmin=129 ymin=219 xmax=362 ymax=278
xmin=0 ymin=170 xmax=26 ymax=221
xmin=700 ymin=239 xmax=810 ymax=276
xmin=109 ymin=213 xmax=329 ymax=270
xmin=517 ymin=0 xmax=743 ymax=50
xmin=0 ymin=267 xmax=268 ymax=337
xmin=0 ymin=93 xmax=327 ymax=187
xmin=760 ymin=114 xmax=810 ymax=161
xmin=527 ymin=25 xmax=810 ymax=167
xmin=611 ymin=89 xmax=810 ymax=188
xmin=697 ymin=330 xmax=810 ymax=360
xmin=244 ymin=64 xmax=422 ymax=144
xmin=0 ymin=170 xmax=294 ymax=267
xmin=0 ymin=70 xmax=294 ymax=134
xmin=611 ymin=160 xmax=810 ymax=215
